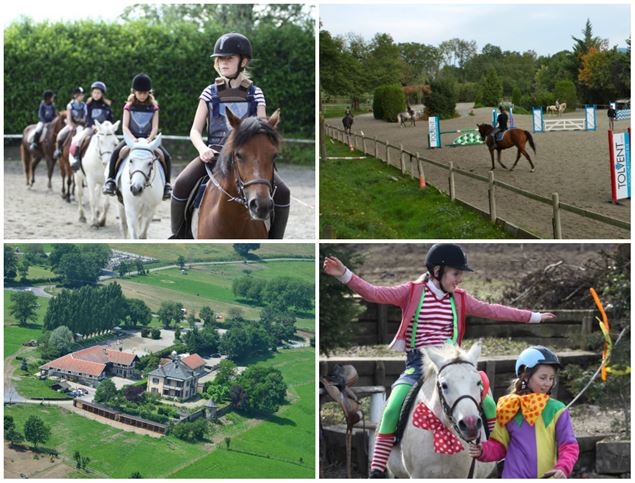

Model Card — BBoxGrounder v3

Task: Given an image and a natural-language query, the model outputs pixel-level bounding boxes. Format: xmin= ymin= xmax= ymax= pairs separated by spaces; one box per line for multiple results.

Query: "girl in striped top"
xmin=323 ymin=244 xmax=555 ymax=478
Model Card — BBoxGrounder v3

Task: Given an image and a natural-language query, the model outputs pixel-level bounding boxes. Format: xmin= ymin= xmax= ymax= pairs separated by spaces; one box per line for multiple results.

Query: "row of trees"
xmin=321 ymin=20 xmax=630 ymax=115
xmin=232 ymin=275 xmax=313 ymax=311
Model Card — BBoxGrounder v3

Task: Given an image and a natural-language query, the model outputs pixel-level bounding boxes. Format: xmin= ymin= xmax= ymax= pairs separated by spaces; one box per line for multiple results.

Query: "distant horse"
xmin=388 ymin=342 xmax=495 ymax=478
xmin=193 ymin=108 xmax=281 ymax=239
xmin=546 ymin=103 xmax=566 ymax=115
xmin=59 ymin=126 xmax=80 ymax=202
xmin=116 ymin=132 xmax=165 ymax=239
xmin=75 ymin=120 xmax=120 ymax=226
xmin=398 ymin=110 xmax=416 ymax=127
xmin=342 ymin=113 xmax=354 ymax=135
xmin=477 ymin=124 xmax=536 ymax=172
xmin=20 ymin=113 xmax=66 ymax=189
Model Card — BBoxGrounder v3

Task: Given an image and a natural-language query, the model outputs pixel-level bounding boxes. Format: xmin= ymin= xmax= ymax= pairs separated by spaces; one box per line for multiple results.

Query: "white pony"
xmin=114 ymin=132 xmax=165 ymax=239
xmin=388 ymin=341 xmax=496 ymax=478
xmin=75 ymin=120 xmax=120 ymax=226
xmin=397 ymin=111 xmax=416 ymax=127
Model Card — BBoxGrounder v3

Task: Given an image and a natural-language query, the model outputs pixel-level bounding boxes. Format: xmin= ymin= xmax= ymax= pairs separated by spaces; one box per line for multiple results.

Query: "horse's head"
xmin=423 ymin=341 xmax=484 ymax=442
xmin=220 ymin=108 xmax=281 ymax=221
xmin=476 ymin=123 xmax=492 ymax=141
xmin=94 ymin=120 xmax=121 ymax=165
xmin=123 ymin=131 xmax=162 ymax=196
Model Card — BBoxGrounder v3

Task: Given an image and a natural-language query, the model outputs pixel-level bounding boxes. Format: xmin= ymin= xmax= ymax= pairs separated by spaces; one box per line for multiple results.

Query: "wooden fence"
xmin=324 ymin=125 xmax=630 ymax=239
xmin=354 ymin=299 xmax=597 ymax=347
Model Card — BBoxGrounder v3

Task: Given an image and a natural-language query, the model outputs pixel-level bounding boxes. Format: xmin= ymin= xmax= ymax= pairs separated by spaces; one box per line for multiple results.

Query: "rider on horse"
xmin=70 ymin=81 xmax=114 ymax=171
xmin=324 ymin=244 xmax=556 ymax=478
xmin=170 ymin=32 xmax=290 ymax=239
xmin=54 ymin=86 xmax=87 ymax=160
xmin=30 ymin=90 xmax=57 ymax=151
xmin=490 ymin=105 xmax=508 ymax=148
xmin=103 ymin=73 xmax=173 ymax=200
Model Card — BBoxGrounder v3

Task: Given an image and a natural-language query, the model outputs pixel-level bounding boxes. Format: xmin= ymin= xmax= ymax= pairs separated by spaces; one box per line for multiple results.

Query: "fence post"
xmin=386 ymin=142 xmax=391 ymax=165
xmin=488 ymin=170 xmax=497 ymax=222
xmin=552 ymin=192 xmax=562 ymax=239
xmin=362 ymin=133 xmax=366 ymax=154
xmin=449 ymin=161 xmax=456 ymax=200
xmin=373 ymin=137 xmax=377 ymax=158
xmin=417 ymin=155 xmax=425 ymax=184
xmin=400 ymin=144 xmax=406 ymax=174
xmin=485 ymin=360 xmax=497 ymax=397
xmin=378 ymin=304 xmax=388 ymax=344
xmin=319 ymin=114 xmax=327 ymax=161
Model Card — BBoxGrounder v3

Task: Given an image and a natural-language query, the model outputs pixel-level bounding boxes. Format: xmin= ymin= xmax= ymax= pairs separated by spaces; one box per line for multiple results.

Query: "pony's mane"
xmin=423 ymin=343 xmax=470 ymax=380
xmin=216 ymin=116 xmax=281 ymax=179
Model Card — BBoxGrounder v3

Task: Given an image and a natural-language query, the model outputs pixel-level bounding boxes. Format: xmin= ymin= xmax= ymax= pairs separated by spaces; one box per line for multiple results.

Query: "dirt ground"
xmin=4 ymin=442 xmax=75 ymax=478
xmin=325 ymin=105 xmax=630 ymax=239
xmin=4 ymin=161 xmax=315 ymax=239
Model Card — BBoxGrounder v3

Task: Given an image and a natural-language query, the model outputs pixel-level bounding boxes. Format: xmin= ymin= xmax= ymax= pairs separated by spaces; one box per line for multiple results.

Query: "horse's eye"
xmin=235 ymin=152 xmax=243 ymax=161
xmin=441 ymin=383 xmax=448 ymax=391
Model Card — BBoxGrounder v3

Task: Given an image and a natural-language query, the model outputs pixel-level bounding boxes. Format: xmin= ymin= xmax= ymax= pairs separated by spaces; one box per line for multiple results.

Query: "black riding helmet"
xmin=132 ymin=73 xmax=152 ymax=92
xmin=72 ymin=86 xmax=84 ymax=96
xmin=425 ymin=244 xmax=473 ymax=292
xmin=43 ymin=90 xmax=55 ymax=100
xmin=211 ymin=32 xmax=252 ymax=79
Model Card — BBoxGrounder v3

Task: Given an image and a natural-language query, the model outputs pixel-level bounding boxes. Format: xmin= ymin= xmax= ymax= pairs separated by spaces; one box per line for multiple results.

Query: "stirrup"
xmin=163 ymin=183 xmax=173 ymax=200
xmin=103 ymin=180 xmax=116 ymax=195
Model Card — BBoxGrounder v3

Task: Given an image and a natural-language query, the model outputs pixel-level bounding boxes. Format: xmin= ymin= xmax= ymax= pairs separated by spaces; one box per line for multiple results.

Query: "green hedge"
xmin=4 ymin=19 xmax=314 ymax=136
xmin=372 ymin=84 xmax=405 ymax=122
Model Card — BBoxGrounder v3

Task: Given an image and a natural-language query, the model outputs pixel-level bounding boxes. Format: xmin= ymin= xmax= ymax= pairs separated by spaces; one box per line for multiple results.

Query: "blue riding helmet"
xmin=515 ymin=346 xmax=561 ymax=377
xmin=91 ymin=81 xmax=107 ymax=93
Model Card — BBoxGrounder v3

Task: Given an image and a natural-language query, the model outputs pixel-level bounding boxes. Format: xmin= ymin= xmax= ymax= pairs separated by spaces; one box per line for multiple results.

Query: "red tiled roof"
xmin=41 ymin=354 xmax=106 ymax=377
xmin=182 ymin=354 xmax=206 ymax=369
xmin=105 ymin=349 xmax=137 ymax=365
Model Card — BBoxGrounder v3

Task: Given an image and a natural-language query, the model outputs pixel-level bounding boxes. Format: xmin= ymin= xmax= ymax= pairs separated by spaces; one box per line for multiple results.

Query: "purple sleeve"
xmin=478 ymin=438 xmax=507 ymax=462
xmin=554 ymin=410 xmax=579 ymax=476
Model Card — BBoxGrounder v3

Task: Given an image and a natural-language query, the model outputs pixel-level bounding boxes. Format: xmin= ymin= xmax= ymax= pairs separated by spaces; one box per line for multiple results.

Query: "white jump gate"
xmin=533 ymin=105 xmax=596 ymax=133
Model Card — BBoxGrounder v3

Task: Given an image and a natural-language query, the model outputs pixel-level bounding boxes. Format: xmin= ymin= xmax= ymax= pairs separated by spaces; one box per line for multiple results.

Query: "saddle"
xmin=320 ymin=364 xmax=361 ymax=428
xmin=170 ymin=174 xmax=209 ymax=239
xmin=114 ymin=146 xmax=168 ymax=176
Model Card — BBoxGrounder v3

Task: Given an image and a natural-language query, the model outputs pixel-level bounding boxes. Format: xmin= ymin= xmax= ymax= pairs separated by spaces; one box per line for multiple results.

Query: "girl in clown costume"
xmin=323 ymin=244 xmax=555 ymax=478
xmin=468 ymin=346 xmax=579 ymax=478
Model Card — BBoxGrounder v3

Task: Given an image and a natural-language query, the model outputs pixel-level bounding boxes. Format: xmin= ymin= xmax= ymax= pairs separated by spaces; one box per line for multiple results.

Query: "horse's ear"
xmin=423 ymin=347 xmax=445 ymax=372
xmin=95 ymin=120 xmax=102 ymax=130
xmin=112 ymin=120 xmax=121 ymax=133
xmin=225 ymin=107 xmax=241 ymax=129
xmin=465 ymin=340 xmax=482 ymax=365
xmin=147 ymin=134 xmax=162 ymax=152
xmin=123 ymin=130 xmax=135 ymax=148
xmin=268 ymin=109 xmax=281 ymax=129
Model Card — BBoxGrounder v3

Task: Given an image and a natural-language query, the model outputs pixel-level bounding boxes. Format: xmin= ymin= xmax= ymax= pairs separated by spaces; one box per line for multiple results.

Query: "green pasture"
xmin=13 ymin=376 xmax=72 ymax=400
xmin=110 ymin=244 xmax=314 ymax=269
xmin=320 ymin=140 xmax=514 ymax=239
xmin=4 ymin=289 xmax=48 ymax=357
xmin=170 ymin=348 xmax=315 ymax=478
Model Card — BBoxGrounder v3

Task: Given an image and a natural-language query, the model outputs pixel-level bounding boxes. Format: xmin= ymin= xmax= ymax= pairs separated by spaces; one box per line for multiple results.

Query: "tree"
xmin=239 ymin=366 xmax=288 ymax=414
xmin=135 ymin=259 xmax=146 ymax=276
xmin=171 ymin=419 xmax=208 ymax=442
xmin=94 ymin=379 xmax=118 ymax=404
xmin=176 ymin=256 xmax=186 ymax=270
xmin=4 ymin=246 xmax=18 ymax=280
xmin=117 ymin=261 xmax=129 ymax=278
xmin=174 ymin=327 xmax=181 ymax=340
xmin=199 ymin=306 xmax=215 ymax=327
xmin=187 ymin=312 xmax=197 ymax=329
xmin=123 ymin=384 xmax=145 ymax=402
xmin=229 ymin=384 xmax=249 ymax=410
xmin=9 ymin=291 xmax=39 ymax=327
xmin=233 ymin=244 xmax=260 ymax=257
xmin=74 ymin=450 xmax=82 ymax=469
xmin=184 ymin=327 xmax=219 ymax=355
xmin=46 ymin=326 xmax=75 ymax=357
xmin=158 ymin=301 xmax=182 ymax=328
xmin=479 ymin=67 xmax=503 ymax=107
xmin=49 ymin=244 xmax=111 ymax=286
xmin=5 ymin=416 xmax=24 ymax=448
xmin=123 ymin=298 xmax=152 ymax=328
xmin=23 ymin=415 xmax=50 ymax=449
xmin=151 ymin=328 xmax=161 ymax=340
xmin=130 ymin=471 xmax=143 ymax=478
xmin=18 ymin=259 xmax=30 ymax=281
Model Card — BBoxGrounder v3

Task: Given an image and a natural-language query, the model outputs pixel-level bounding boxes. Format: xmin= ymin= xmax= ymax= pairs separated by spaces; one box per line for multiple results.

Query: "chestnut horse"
xmin=59 ymin=126 xmax=79 ymax=202
xmin=21 ymin=113 xmax=66 ymax=188
xmin=193 ymin=108 xmax=281 ymax=239
xmin=477 ymin=124 xmax=536 ymax=172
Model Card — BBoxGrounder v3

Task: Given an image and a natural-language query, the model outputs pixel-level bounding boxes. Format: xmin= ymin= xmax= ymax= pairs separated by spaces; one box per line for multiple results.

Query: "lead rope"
xmin=467 ymin=434 xmax=480 ymax=478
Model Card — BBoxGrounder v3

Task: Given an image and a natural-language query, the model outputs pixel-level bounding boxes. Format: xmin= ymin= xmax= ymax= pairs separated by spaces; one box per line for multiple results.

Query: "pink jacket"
xmin=346 ymin=272 xmax=537 ymax=351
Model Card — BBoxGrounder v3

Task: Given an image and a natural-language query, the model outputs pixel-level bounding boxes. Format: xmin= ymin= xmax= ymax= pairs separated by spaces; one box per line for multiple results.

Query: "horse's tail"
xmin=525 ymin=131 xmax=536 ymax=154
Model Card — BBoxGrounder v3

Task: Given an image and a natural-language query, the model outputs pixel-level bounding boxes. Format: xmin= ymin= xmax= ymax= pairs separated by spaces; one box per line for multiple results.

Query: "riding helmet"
xmin=90 ymin=81 xmax=107 ymax=93
xmin=42 ymin=90 xmax=55 ymax=100
xmin=425 ymin=244 xmax=473 ymax=272
xmin=72 ymin=86 xmax=84 ymax=96
xmin=515 ymin=346 xmax=561 ymax=377
xmin=211 ymin=32 xmax=253 ymax=59
xmin=132 ymin=73 xmax=152 ymax=92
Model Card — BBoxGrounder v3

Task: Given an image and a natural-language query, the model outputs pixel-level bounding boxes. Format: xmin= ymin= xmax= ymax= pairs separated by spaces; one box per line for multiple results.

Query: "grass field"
xmin=322 ymin=103 xmax=369 ymax=119
xmin=110 ymin=244 xmax=314 ymax=270
xmin=5 ymin=348 xmax=315 ymax=478
xmin=320 ymin=140 xmax=513 ymax=239
xmin=169 ymin=348 xmax=315 ymax=478
xmin=14 ymin=376 xmax=72 ymax=400
xmin=4 ymin=290 xmax=48 ymax=357
xmin=115 ymin=260 xmax=315 ymax=331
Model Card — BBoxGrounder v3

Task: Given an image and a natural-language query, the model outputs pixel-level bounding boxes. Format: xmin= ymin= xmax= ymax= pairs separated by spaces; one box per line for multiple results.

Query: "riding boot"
xmin=169 ymin=198 xmax=189 ymax=239
xmin=268 ymin=204 xmax=289 ymax=239
xmin=369 ymin=469 xmax=386 ymax=479
xmin=103 ymin=179 xmax=117 ymax=196
xmin=70 ymin=150 xmax=82 ymax=172
xmin=30 ymin=131 xmax=41 ymax=151
xmin=53 ymin=140 xmax=63 ymax=160
xmin=163 ymin=183 xmax=173 ymax=200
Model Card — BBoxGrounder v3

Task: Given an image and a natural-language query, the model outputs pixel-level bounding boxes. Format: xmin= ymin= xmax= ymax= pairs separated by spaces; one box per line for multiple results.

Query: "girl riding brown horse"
xmin=21 ymin=111 xmax=66 ymax=189
xmin=477 ymin=123 xmax=536 ymax=172
xmin=195 ymin=108 xmax=281 ymax=238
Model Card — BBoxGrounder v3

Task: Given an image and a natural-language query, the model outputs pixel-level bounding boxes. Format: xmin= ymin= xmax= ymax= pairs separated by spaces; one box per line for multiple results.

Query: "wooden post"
xmin=362 ymin=133 xmax=366 ymax=154
xmin=552 ymin=192 xmax=562 ymax=239
xmin=386 ymin=142 xmax=391 ymax=165
xmin=373 ymin=137 xmax=377 ymax=158
xmin=449 ymin=161 xmax=456 ymax=200
xmin=319 ymin=113 xmax=327 ymax=161
xmin=488 ymin=170 xmax=497 ymax=222
xmin=378 ymin=304 xmax=388 ymax=344
xmin=400 ymin=144 xmax=406 ymax=174
xmin=485 ymin=360 xmax=497 ymax=398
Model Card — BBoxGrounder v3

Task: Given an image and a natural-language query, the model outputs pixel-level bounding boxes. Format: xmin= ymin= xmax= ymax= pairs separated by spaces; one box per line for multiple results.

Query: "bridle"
xmin=128 ymin=147 xmax=158 ymax=188
xmin=95 ymin=132 xmax=115 ymax=164
xmin=435 ymin=359 xmax=483 ymax=442
xmin=205 ymin=150 xmax=277 ymax=208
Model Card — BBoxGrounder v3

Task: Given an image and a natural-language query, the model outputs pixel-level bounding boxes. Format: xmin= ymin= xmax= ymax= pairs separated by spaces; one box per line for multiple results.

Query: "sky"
xmin=320 ymin=3 xmax=631 ymax=56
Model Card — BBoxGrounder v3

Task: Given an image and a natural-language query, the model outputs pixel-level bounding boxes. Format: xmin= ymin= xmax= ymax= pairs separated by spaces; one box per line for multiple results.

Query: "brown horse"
xmin=195 ymin=108 xmax=281 ymax=239
xmin=21 ymin=113 xmax=66 ymax=188
xmin=58 ymin=126 xmax=78 ymax=202
xmin=477 ymin=124 xmax=536 ymax=172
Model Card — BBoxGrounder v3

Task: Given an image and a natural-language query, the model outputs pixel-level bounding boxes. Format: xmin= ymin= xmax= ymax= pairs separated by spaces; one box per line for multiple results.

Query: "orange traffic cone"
xmin=419 ymin=175 xmax=426 ymax=189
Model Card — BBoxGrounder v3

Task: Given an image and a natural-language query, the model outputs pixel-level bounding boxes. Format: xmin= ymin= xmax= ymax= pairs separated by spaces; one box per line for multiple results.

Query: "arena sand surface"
xmin=326 ymin=104 xmax=630 ymax=239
